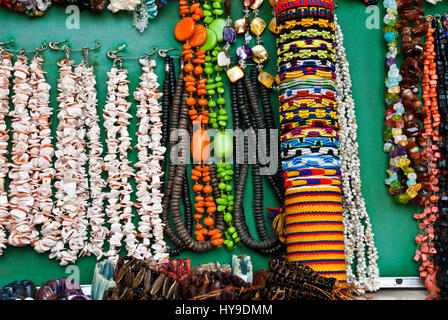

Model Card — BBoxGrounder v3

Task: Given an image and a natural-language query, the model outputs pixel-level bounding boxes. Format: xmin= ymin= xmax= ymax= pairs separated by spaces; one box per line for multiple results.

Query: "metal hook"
xmin=81 ymin=47 xmax=89 ymax=65
xmin=49 ymin=40 xmax=69 ymax=51
xmin=107 ymin=43 xmax=127 ymax=60
xmin=63 ymin=46 xmax=71 ymax=60
xmin=50 ymin=40 xmax=101 ymax=54
xmin=0 ymin=38 xmax=14 ymax=48
xmin=144 ymin=47 xmax=158 ymax=61
xmin=159 ymin=48 xmax=177 ymax=58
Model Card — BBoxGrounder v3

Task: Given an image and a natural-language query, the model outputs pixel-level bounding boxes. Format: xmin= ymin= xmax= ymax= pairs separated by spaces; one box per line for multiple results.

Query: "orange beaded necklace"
xmin=175 ymin=0 xmax=223 ymax=247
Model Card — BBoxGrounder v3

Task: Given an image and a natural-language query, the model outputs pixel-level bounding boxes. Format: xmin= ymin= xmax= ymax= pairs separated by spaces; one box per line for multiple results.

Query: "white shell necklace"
xmin=0 ymin=51 xmax=13 ymax=255
xmin=103 ymin=63 xmax=136 ymax=263
xmin=133 ymin=56 xmax=168 ymax=263
xmin=335 ymin=14 xmax=380 ymax=293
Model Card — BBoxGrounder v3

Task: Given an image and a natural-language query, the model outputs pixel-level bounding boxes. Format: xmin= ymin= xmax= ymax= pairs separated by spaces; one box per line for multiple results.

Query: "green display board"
xmin=0 ymin=0 xmax=447 ymax=287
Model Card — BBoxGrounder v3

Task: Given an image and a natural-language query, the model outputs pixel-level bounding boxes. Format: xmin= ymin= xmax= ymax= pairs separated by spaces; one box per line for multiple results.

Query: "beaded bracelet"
xmin=280 ymin=108 xmax=339 ymax=121
xmin=285 ymin=178 xmax=342 ymax=187
xmin=277 ymin=7 xmax=334 ymax=25
xmin=278 ymin=50 xmax=335 ymax=64
xmin=279 ymin=60 xmax=336 ymax=74
xmin=281 ymin=98 xmax=337 ymax=111
xmin=279 ymin=70 xmax=336 ymax=82
xmin=282 ymin=146 xmax=339 ymax=159
xmin=284 ymin=168 xmax=341 ymax=178
xmin=278 ymin=29 xmax=335 ymax=42
xmin=278 ymin=39 xmax=335 ymax=52
xmin=276 ymin=24 xmax=335 ymax=35
xmin=280 ymin=91 xmax=336 ymax=105
xmin=281 ymin=120 xmax=339 ymax=132
xmin=282 ymin=137 xmax=339 ymax=150
xmin=279 ymin=77 xmax=336 ymax=90
xmin=281 ymin=85 xmax=336 ymax=96
xmin=282 ymin=126 xmax=339 ymax=139
xmin=280 ymin=86 xmax=336 ymax=97
xmin=275 ymin=0 xmax=335 ymax=15
xmin=276 ymin=19 xmax=335 ymax=32
xmin=282 ymin=156 xmax=341 ymax=170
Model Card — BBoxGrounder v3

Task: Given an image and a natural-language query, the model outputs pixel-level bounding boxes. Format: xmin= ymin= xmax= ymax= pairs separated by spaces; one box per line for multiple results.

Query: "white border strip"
xmin=379 ymin=277 xmax=425 ymax=289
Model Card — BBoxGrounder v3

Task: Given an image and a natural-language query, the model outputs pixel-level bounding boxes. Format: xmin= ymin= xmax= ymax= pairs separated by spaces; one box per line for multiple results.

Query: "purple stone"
xmin=223 ymin=26 xmax=237 ymax=44
xmin=385 ymin=57 xmax=396 ymax=67
xmin=388 ymin=165 xmax=400 ymax=173
xmin=390 ymin=144 xmax=407 ymax=158
xmin=236 ymin=44 xmax=253 ymax=60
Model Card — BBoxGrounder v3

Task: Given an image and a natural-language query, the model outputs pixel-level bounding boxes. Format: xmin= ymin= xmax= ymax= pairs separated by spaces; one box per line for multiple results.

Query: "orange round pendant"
xmin=174 ymin=17 xmax=196 ymax=41
xmin=191 ymin=129 xmax=210 ymax=162
xmin=189 ymin=24 xmax=207 ymax=48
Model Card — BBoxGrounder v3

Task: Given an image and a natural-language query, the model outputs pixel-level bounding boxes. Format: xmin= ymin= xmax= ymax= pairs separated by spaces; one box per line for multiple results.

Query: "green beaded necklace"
xmin=201 ymin=0 xmax=240 ymax=250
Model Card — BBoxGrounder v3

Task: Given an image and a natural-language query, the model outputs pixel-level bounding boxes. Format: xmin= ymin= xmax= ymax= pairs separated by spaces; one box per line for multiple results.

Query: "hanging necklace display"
xmin=0 ymin=41 xmax=13 ymax=255
xmin=103 ymin=51 xmax=136 ymax=263
xmin=4 ymin=0 xmax=52 ymax=17
xmin=217 ymin=0 xmax=243 ymax=251
xmin=159 ymin=49 xmax=194 ymax=257
xmin=90 ymin=0 xmax=107 ymax=12
xmin=8 ymin=48 xmax=37 ymax=248
xmin=172 ymin=0 xmax=225 ymax=252
xmin=226 ymin=0 xmax=283 ymax=255
xmin=383 ymin=0 xmax=426 ymax=205
xmin=334 ymin=14 xmax=380 ymax=292
xmin=52 ymin=0 xmax=106 ymax=13
xmin=45 ymin=40 xmax=102 ymax=265
xmin=132 ymin=49 xmax=169 ymax=263
xmin=78 ymin=47 xmax=108 ymax=260
xmin=27 ymin=47 xmax=54 ymax=254
xmin=413 ymin=15 xmax=441 ymax=300
xmin=433 ymin=13 xmax=448 ymax=301
xmin=274 ymin=0 xmax=348 ymax=287
xmin=198 ymin=0 xmax=237 ymax=251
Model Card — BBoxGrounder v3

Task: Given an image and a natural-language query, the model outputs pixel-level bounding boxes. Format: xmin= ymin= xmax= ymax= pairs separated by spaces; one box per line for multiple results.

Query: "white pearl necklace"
xmin=335 ymin=14 xmax=380 ymax=293
xmin=0 ymin=52 xmax=12 ymax=255
xmin=133 ymin=57 xmax=168 ymax=263
xmin=103 ymin=66 xmax=136 ymax=263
